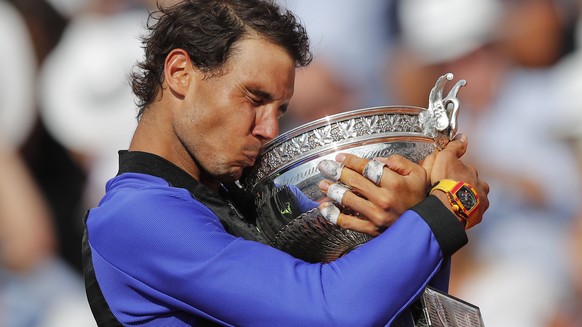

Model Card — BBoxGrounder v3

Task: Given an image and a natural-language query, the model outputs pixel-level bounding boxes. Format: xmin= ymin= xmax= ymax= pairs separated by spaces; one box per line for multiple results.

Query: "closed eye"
xmin=247 ymin=88 xmax=272 ymax=105
xmin=250 ymin=97 xmax=266 ymax=106
xmin=278 ymin=104 xmax=288 ymax=118
xmin=246 ymin=87 xmax=288 ymax=118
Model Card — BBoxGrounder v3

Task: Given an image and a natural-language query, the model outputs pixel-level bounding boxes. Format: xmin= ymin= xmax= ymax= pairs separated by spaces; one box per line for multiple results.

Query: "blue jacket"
xmin=83 ymin=151 xmax=467 ymax=326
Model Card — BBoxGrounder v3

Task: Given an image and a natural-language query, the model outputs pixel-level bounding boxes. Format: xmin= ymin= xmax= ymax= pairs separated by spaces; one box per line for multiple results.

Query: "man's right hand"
xmin=422 ymin=134 xmax=490 ymax=227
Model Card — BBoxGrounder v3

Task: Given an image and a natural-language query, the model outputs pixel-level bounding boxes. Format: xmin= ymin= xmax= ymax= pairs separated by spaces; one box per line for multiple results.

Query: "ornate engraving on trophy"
xmin=313 ymin=125 xmax=333 ymax=145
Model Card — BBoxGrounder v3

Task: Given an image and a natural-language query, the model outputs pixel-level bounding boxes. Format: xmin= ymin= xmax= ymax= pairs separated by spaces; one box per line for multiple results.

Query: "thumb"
xmin=445 ymin=133 xmax=468 ymax=158
xmin=420 ymin=151 xmax=436 ymax=180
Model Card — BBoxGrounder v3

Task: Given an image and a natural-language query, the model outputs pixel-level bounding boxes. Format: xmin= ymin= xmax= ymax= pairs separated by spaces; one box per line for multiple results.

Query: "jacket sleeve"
xmin=87 ymin=191 xmax=467 ymax=327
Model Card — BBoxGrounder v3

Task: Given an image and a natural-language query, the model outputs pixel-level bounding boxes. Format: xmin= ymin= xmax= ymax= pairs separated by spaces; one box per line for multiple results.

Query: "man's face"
xmin=176 ymin=37 xmax=296 ymax=183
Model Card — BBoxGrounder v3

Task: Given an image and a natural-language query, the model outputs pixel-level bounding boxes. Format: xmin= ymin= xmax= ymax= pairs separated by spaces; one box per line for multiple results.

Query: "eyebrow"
xmin=248 ymin=87 xmax=288 ymax=114
xmin=248 ymin=88 xmax=273 ymax=102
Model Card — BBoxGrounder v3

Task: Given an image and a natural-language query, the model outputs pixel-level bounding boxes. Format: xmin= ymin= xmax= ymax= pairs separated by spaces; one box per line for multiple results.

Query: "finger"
xmin=319 ymin=180 xmax=398 ymax=228
xmin=443 ymin=133 xmax=468 ymax=158
xmin=420 ymin=151 xmax=437 ymax=181
xmin=319 ymin=155 xmax=428 ymax=228
xmin=336 ymin=153 xmax=369 ymax=174
xmin=317 ymin=159 xmax=344 ymax=181
xmin=318 ymin=156 xmax=391 ymax=194
xmin=336 ymin=164 xmax=390 ymax=199
xmin=336 ymin=153 xmax=401 ymax=189
xmin=319 ymin=201 xmax=341 ymax=224
xmin=319 ymin=154 xmax=419 ymax=212
xmin=319 ymin=179 xmax=354 ymax=204
xmin=374 ymin=155 xmax=418 ymax=177
xmin=337 ymin=212 xmax=382 ymax=236
xmin=341 ymin=189 xmax=399 ymax=228
xmin=453 ymin=132 xmax=468 ymax=144
xmin=362 ymin=160 xmax=385 ymax=185
xmin=318 ymin=202 xmax=381 ymax=236
xmin=325 ymin=182 xmax=350 ymax=204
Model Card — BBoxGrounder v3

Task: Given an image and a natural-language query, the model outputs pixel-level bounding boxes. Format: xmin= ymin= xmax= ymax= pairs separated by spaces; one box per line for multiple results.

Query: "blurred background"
xmin=1 ymin=0 xmax=582 ymax=325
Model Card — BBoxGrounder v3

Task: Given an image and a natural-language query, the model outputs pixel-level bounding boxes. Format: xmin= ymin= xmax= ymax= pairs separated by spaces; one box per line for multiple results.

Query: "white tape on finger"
xmin=319 ymin=202 xmax=341 ymax=225
xmin=317 ymin=160 xmax=344 ymax=181
xmin=327 ymin=183 xmax=349 ymax=204
xmin=363 ymin=160 xmax=385 ymax=185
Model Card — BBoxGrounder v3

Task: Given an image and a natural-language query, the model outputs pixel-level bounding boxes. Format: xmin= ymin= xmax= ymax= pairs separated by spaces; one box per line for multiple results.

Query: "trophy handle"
xmin=442 ymin=78 xmax=466 ymax=140
xmin=420 ymin=73 xmax=466 ymax=149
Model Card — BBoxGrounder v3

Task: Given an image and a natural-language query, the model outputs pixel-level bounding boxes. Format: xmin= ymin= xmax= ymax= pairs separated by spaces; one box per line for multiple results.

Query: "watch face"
xmin=456 ymin=185 xmax=477 ymax=211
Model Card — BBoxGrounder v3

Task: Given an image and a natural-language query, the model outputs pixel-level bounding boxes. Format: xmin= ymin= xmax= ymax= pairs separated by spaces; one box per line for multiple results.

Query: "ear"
xmin=164 ymin=49 xmax=196 ymax=97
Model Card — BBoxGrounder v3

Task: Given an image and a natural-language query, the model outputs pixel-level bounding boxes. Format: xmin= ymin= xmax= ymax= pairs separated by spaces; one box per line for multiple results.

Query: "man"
xmin=83 ymin=0 xmax=489 ymax=326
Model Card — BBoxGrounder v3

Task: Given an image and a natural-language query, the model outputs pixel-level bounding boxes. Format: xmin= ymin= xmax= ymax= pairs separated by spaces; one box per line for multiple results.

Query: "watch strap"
xmin=430 ymin=179 xmax=480 ymax=229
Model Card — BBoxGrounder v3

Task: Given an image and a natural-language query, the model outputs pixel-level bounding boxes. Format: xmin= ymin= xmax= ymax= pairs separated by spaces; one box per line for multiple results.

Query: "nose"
xmin=252 ymin=106 xmax=280 ymax=143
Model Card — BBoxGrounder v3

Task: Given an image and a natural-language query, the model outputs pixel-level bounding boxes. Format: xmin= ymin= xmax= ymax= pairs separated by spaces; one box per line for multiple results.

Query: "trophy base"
xmin=393 ymin=287 xmax=485 ymax=327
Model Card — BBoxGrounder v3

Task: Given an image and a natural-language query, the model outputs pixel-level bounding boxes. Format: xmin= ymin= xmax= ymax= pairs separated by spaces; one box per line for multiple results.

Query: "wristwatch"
xmin=430 ymin=179 xmax=480 ymax=229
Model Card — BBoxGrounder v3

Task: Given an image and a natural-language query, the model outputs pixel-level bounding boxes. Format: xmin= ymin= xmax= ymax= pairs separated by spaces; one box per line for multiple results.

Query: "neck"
xmin=199 ymin=175 xmax=221 ymax=193
xmin=129 ymin=107 xmax=206 ymax=188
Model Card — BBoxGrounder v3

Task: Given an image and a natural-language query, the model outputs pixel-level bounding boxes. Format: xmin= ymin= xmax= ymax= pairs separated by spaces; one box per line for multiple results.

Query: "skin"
xmin=319 ymin=134 xmax=490 ymax=235
xmin=129 ymin=35 xmax=489 ymax=235
xmin=129 ymin=37 xmax=295 ymax=192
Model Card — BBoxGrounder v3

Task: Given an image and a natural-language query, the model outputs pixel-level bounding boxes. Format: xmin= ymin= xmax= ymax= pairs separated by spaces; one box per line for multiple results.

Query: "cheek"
xmin=228 ymin=105 xmax=256 ymax=134
xmin=204 ymin=111 xmax=255 ymax=153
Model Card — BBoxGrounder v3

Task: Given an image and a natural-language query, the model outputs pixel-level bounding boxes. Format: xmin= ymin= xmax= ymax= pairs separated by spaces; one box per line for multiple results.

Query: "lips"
xmin=244 ymin=145 xmax=261 ymax=166
xmin=246 ymin=155 xmax=257 ymax=166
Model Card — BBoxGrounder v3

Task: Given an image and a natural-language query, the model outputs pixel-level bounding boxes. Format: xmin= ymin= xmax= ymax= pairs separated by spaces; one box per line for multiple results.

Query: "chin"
xmin=232 ymin=170 xmax=244 ymax=181
xmin=210 ymin=160 xmax=250 ymax=183
xmin=219 ymin=168 xmax=244 ymax=183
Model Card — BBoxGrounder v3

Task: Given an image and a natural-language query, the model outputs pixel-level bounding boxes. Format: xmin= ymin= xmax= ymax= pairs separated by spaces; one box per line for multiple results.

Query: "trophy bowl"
xmin=240 ymin=73 xmax=466 ymax=263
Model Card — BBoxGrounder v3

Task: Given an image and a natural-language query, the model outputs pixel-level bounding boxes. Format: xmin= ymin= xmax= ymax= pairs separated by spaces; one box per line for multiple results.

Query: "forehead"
xmin=224 ymin=37 xmax=296 ymax=98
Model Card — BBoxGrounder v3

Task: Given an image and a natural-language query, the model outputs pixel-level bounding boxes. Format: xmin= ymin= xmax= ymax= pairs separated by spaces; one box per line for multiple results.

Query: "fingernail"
xmin=318 ymin=160 xmax=343 ymax=181
xmin=335 ymin=153 xmax=347 ymax=162
xmin=319 ymin=202 xmax=340 ymax=224
xmin=318 ymin=180 xmax=331 ymax=191
xmin=454 ymin=133 xmax=467 ymax=143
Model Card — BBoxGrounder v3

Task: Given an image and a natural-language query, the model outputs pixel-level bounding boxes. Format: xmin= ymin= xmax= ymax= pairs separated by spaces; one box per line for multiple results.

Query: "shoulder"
xmin=98 ymin=172 xmax=217 ymax=220
xmin=86 ymin=172 xmax=227 ymax=257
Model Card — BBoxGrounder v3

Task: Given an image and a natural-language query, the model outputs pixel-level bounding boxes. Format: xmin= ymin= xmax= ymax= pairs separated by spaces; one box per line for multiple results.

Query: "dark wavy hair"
xmin=130 ymin=0 xmax=312 ymax=117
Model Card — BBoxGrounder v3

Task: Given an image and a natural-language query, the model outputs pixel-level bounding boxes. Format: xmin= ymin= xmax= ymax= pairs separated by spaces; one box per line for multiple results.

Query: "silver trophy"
xmin=240 ymin=73 xmax=484 ymax=326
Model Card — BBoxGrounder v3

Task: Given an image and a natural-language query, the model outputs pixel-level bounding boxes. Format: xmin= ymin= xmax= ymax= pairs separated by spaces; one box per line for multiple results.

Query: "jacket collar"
xmin=116 ymin=150 xmax=266 ymax=243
